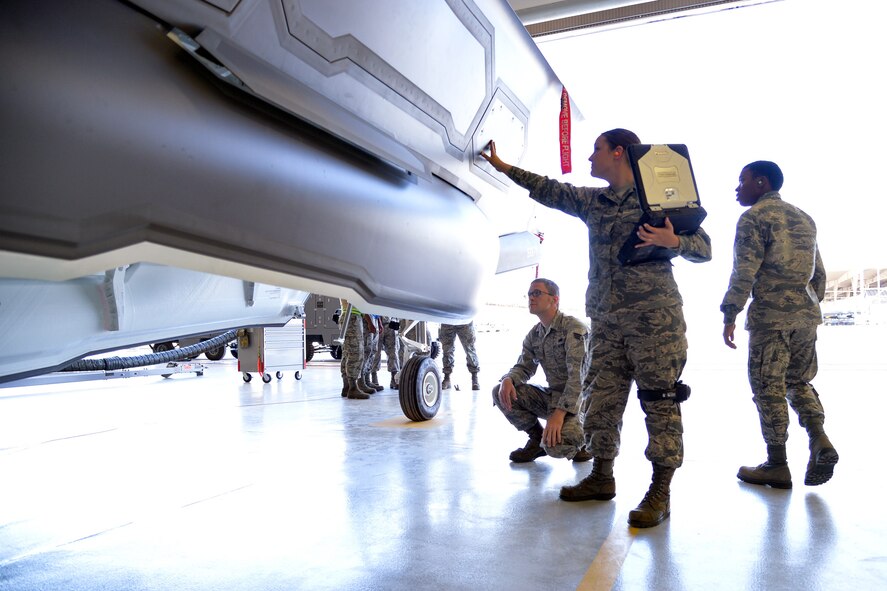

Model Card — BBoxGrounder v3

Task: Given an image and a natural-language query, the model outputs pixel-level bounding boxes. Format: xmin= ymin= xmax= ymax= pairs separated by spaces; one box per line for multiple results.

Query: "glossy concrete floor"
xmin=1 ymin=319 xmax=886 ymax=591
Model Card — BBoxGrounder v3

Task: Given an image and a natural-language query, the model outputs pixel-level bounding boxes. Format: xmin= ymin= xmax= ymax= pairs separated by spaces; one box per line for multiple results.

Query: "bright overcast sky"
xmin=497 ymin=0 xmax=885 ymax=323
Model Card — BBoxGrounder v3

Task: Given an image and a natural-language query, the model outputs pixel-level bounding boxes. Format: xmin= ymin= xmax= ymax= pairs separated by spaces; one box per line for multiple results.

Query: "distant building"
xmin=823 ymin=268 xmax=887 ymax=325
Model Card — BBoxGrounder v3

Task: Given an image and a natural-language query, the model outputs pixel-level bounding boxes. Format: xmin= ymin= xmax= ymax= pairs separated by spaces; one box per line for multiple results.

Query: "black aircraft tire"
xmin=204 ymin=346 xmax=225 ymax=361
xmin=305 ymin=345 xmax=315 ymax=362
xmin=398 ymin=355 xmax=441 ymax=421
xmin=153 ymin=342 xmax=174 ymax=353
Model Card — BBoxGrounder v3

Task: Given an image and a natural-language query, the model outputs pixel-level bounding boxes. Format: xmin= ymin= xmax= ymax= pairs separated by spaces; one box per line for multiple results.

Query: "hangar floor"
xmin=1 ymin=318 xmax=885 ymax=590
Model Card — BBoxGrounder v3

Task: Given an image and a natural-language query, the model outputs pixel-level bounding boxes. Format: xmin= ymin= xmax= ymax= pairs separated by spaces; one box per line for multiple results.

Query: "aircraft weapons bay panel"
xmin=128 ymin=0 xmax=562 ymax=220
xmin=285 ymin=0 xmax=491 ymax=148
xmin=143 ymin=0 xmax=557 ymax=191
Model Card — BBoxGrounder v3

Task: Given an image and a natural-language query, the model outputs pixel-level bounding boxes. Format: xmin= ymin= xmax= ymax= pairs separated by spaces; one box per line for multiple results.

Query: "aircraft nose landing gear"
xmin=398 ymin=355 xmax=441 ymax=421
xmin=396 ymin=319 xmax=443 ymax=421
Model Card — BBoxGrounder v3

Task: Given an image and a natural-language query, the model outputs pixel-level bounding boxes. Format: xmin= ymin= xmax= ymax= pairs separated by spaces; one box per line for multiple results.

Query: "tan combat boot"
xmin=365 ymin=372 xmax=384 ymax=392
xmin=738 ymin=444 xmax=792 ymax=489
xmin=560 ymin=458 xmax=615 ymax=501
xmin=571 ymin=447 xmax=593 ymax=463
xmin=357 ymin=375 xmax=379 ymax=394
xmin=628 ymin=463 xmax=675 ymax=528
xmin=509 ymin=422 xmax=546 ymax=463
xmin=805 ymin=432 xmax=839 ymax=486
xmin=345 ymin=378 xmax=370 ymax=400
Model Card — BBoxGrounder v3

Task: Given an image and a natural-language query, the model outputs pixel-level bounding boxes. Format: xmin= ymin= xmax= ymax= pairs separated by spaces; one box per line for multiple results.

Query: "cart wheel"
xmin=276 ymin=371 xmax=283 ymax=379
xmin=196 ymin=370 xmax=204 ymax=377
xmin=243 ymin=372 xmax=252 ymax=382
xmin=295 ymin=371 xmax=302 ymax=380
xmin=262 ymin=373 xmax=272 ymax=383
xmin=398 ymin=355 xmax=441 ymax=421
xmin=331 ymin=345 xmax=343 ymax=360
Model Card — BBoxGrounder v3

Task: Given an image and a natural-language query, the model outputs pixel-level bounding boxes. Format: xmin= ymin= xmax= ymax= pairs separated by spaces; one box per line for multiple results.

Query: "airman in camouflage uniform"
xmin=361 ymin=314 xmax=384 ymax=392
xmin=481 ymin=129 xmax=711 ymax=528
xmin=721 ymin=160 xmax=838 ymax=489
xmin=376 ymin=316 xmax=401 ymax=389
xmin=439 ymin=321 xmax=480 ymax=390
xmin=339 ymin=301 xmax=371 ymax=399
xmin=493 ymin=278 xmax=591 ymax=464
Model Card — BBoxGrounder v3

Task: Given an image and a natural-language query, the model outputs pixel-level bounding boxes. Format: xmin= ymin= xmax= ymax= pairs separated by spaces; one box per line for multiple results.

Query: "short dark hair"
xmin=601 ymin=128 xmax=641 ymax=151
xmin=744 ymin=160 xmax=784 ymax=191
xmin=532 ymin=278 xmax=559 ymax=297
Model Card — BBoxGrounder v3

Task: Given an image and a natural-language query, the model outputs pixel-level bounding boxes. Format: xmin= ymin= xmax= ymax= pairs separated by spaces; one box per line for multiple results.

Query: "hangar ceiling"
xmin=507 ymin=0 xmax=768 ymax=37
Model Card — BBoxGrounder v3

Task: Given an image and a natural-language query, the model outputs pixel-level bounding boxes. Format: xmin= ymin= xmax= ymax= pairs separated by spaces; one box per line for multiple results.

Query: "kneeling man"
xmin=493 ymin=278 xmax=591 ymax=463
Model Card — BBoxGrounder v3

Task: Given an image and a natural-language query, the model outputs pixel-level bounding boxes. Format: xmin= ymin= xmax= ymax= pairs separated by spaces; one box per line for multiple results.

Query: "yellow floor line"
xmin=370 ymin=415 xmax=451 ymax=428
xmin=576 ymin=517 xmax=637 ymax=591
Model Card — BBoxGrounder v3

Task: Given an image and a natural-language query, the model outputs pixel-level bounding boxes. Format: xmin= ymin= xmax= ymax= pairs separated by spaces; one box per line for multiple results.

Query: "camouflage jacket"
xmin=508 ymin=168 xmax=712 ymax=317
xmin=504 ymin=311 xmax=588 ymax=414
xmin=721 ymin=192 xmax=825 ymax=330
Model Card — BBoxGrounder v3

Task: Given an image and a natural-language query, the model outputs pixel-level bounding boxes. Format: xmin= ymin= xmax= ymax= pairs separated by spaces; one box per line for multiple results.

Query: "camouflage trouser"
xmin=376 ymin=326 xmax=400 ymax=373
xmin=748 ymin=326 xmax=825 ymax=446
xmin=439 ymin=322 xmax=479 ymax=374
xmin=491 ymin=383 xmax=585 ymax=459
xmin=580 ymin=306 xmax=687 ymax=468
xmin=362 ymin=327 xmax=380 ymax=376
xmin=340 ymin=314 xmax=365 ymax=380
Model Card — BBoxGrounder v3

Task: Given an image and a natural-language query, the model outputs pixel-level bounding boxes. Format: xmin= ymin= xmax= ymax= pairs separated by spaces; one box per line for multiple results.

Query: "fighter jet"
xmin=0 ymin=0 xmax=574 ymax=414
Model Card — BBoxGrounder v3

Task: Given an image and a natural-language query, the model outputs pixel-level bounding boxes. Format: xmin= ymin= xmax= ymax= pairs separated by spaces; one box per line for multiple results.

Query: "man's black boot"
xmin=471 ymin=373 xmax=480 ymax=391
xmin=805 ymin=431 xmax=839 ymax=486
xmin=628 ymin=463 xmax=675 ymax=528
xmin=509 ymin=422 xmax=546 ymax=463
xmin=560 ymin=458 xmax=615 ymax=501
xmin=738 ymin=444 xmax=792 ymax=489
xmin=441 ymin=373 xmax=452 ymax=390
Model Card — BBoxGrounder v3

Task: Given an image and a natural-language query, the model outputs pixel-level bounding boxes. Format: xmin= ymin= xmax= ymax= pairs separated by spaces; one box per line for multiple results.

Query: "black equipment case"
xmin=618 ymin=144 xmax=707 ymax=265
